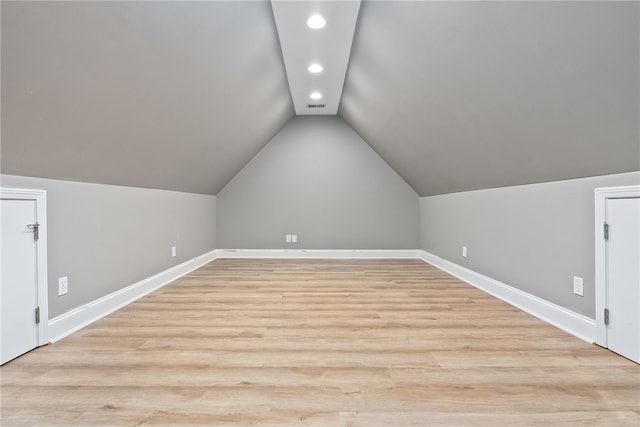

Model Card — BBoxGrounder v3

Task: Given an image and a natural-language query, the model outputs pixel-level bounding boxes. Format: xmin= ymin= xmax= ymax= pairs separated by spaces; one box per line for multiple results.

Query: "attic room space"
xmin=1 ymin=1 xmax=639 ymax=425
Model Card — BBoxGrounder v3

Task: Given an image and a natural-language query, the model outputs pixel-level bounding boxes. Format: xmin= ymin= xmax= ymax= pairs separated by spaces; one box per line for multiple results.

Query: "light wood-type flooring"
xmin=1 ymin=259 xmax=639 ymax=426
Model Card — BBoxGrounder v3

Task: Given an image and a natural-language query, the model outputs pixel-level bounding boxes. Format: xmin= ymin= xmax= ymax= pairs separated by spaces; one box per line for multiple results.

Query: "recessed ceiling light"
xmin=306 ymin=15 xmax=326 ymax=29
xmin=310 ymin=92 xmax=323 ymax=100
xmin=308 ymin=63 xmax=323 ymax=73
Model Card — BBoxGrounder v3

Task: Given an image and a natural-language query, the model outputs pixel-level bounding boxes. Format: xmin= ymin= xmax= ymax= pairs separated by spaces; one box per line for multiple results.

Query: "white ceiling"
xmin=1 ymin=1 xmax=638 ymax=196
xmin=271 ymin=0 xmax=360 ymax=115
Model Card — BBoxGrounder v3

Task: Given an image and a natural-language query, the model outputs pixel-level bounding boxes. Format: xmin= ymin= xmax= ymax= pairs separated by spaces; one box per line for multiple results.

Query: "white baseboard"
xmin=216 ymin=249 xmax=420 ymax=259
xmin=417 ymin=250 xmax=596 ymax=343
xmin=47 ymin=249 xmax=218 ymax=343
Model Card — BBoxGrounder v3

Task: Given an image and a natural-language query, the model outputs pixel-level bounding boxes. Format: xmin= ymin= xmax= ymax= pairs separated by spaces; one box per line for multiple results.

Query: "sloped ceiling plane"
xmin=2 ymin=1 xmax=638 ymax=196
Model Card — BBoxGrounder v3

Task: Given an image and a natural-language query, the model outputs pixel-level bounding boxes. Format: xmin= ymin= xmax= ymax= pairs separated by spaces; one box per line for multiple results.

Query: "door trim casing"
xmin=594 ymin=185 xmax=640 ymax=347
xmin=1 ymin=187 xmax=49 ymax=346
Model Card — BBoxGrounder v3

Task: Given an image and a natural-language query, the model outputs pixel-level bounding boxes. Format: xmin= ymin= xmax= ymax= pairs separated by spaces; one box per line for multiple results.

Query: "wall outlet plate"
xmin=286 ymin=234 xmax=292 ymax=243
xmin=462 ymin=246 xmax=467 ymax=257
xmin=58 ymin=276 xmax=68 ymax=296
xmin=172 ymin=246 xmax=177 ymax=257
xmin=573 ymin=276 xmax=584 ymax=296
xmin=292 ymin=234 xmax=297 ymax=243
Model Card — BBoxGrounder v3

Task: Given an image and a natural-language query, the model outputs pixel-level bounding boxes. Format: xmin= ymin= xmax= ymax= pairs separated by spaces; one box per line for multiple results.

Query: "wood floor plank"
xmin=1 ymin=259 xmax=638 ymax=426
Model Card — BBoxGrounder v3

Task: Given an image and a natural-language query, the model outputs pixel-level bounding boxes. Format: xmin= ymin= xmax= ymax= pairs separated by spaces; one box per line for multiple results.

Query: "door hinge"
xmin=604 ymin=308 xmax=609 ymax=325
xmin=603 ymin=222 xmax=609 ymax=241
xmin=27 ymin=222 xmax=40 ymax=241
xmin=35 ymin=306 xmax=40 ymax=324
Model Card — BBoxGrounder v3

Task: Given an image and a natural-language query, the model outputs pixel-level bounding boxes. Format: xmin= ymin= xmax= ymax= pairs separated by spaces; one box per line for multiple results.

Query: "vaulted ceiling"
xmin=1 ymin=1 xmax=294 ymax=195
xmin=2 ymin=1 xmax=638 ymax=196
xmin=341 ymin=1 xmax=640 ymax=195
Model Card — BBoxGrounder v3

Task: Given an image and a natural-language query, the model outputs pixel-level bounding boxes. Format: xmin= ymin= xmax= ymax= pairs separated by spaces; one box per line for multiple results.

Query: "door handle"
xmin=27 ymin=223 xmax=39 ymax=241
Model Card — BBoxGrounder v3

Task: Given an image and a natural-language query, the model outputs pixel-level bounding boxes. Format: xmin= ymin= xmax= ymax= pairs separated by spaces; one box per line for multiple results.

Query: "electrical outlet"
xmin=286 ymin=234 xmax=292 ymax=243
xmin=573 ymin=276 xmax=584 ymax=296
xmin=462 ymin=246 xmax=467 ymax=257
xmin=172 ymin=246 xmax=177 ymax=257
xmin=292 ymin=234 xmax=297 ymax=243
xmin=58 ymin=276 xmax=68 ymax=296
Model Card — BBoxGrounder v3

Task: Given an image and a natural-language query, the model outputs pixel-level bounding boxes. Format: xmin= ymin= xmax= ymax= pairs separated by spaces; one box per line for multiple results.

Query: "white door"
xmin=1 ymin=199 xmax=40 ymax=364
xmin=605 ymin=197 xmax=640 ymax=363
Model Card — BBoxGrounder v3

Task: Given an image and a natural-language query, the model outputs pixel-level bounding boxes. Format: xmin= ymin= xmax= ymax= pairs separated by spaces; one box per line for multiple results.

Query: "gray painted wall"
xmin=420 ymin=172 xmax=640 ymax=318
xmin=1 ymin=174 xmax=216 ymax=318
xmin=217 ymin=116 xmax=419 ymax=249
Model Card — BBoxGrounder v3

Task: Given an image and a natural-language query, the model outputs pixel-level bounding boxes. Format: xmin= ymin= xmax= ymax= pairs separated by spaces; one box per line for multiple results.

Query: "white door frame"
xmin=594 ymin=185 xmax=640 ymax=347
xmin=1 ymin=187 xmax=49 ymax=346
